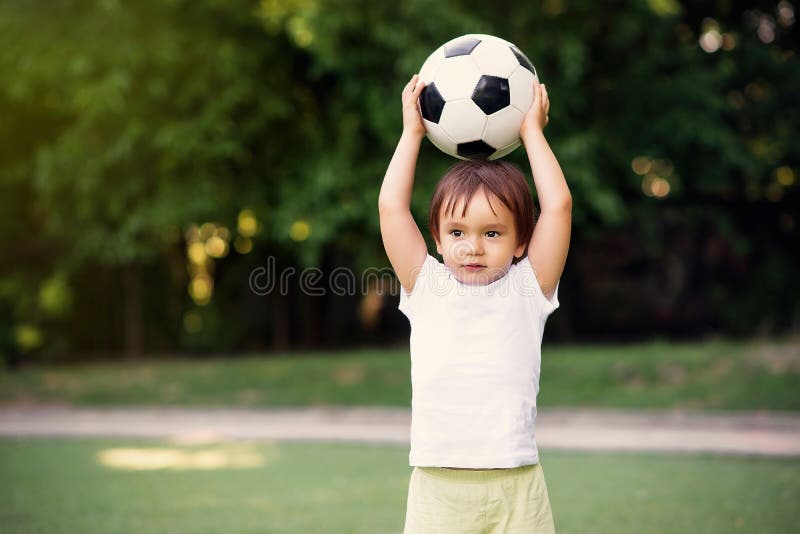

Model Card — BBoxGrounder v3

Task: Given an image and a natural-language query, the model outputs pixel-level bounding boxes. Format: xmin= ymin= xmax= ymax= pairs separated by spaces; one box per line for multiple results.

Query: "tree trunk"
xmin=123 ymin=262 xmax=144 ymax=358
xmin=270 ymin=291 xmax=290 ymax=351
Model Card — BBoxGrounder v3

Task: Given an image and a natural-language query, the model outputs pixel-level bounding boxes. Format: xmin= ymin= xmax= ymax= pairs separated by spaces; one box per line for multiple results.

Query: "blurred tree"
xmin=0 ymin=0 xmax=319 ymax=356
xmin=0 ymin=0 xmax=797 ymax=360
xmin=270 ymin=0 xmax=799 ymax=337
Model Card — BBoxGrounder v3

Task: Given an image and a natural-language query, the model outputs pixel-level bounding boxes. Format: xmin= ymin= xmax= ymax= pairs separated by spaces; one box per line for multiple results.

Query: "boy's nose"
xmin=451 ymin=239 xmax=481 ymax=261
xmin=469 ymin=236 xmax=484 ymax=255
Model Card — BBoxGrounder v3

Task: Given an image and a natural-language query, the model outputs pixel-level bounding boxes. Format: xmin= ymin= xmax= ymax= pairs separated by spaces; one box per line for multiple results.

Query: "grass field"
xmin=1 ymin=438 xmax=798 ymax=533
xmin=2 ymin=339 xmax=799 ymax=411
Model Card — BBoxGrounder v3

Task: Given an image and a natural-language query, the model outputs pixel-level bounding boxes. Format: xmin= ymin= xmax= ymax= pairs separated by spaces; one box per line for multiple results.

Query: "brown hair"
xmin=428 ymin=160 xmax=536 ymax=261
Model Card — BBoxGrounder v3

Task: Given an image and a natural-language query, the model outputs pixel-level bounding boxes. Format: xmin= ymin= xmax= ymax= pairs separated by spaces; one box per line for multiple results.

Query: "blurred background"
xmin=0 ymin=0 xmax=797 ymax=364
xmin=1 ymin=2 xmax=799 ymax=532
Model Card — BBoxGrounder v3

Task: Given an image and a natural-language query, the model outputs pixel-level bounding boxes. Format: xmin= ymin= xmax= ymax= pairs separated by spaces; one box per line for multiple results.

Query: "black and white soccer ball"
xmin=417 ymin=34 xmax=538 ymax=160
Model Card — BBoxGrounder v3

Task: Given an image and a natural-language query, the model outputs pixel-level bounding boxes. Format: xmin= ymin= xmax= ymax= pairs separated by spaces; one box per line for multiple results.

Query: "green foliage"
xmin=1 ymin=0 xmax=797 ymax=355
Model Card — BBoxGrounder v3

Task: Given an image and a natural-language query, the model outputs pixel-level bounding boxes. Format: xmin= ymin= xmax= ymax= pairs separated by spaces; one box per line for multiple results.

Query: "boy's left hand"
xmin=520 ymin=80 xmax=550 ymax=141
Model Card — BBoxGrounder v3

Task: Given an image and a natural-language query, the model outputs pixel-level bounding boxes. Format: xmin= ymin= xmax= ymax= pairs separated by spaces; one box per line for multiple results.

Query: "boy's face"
xmin=435 ymin=188 xmax=526 ymax=286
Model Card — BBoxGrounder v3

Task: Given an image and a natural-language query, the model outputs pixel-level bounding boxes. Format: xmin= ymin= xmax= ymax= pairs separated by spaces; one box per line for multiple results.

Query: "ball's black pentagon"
xmin=471 ymin=75 xmax=510 ymax=115
xmin=457 ymin=140 xmax=496 ymax=160
xmin=419 ymin=82 xmax=445 ymax=123
xmin=444 ymin=37 xmax=481 ymax=58
xmin=510 ymin=45 xmax=536 ymax=75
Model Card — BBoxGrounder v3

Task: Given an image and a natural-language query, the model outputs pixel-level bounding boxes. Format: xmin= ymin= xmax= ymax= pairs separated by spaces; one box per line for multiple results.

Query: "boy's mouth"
xmin=463 ymin=263 xmax=486 ymax=271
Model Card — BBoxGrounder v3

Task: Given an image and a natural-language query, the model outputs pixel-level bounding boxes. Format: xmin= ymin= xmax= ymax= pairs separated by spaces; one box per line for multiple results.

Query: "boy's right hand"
xmin=520 ymin=80 xmax=550 ymax=142
xmin=402 ymin=74 xmax=426 ymax=138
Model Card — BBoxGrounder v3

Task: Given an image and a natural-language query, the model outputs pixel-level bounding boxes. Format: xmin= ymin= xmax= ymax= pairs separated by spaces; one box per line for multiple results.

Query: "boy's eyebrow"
xmin=442 ymin=221 xmax=509 ymax=231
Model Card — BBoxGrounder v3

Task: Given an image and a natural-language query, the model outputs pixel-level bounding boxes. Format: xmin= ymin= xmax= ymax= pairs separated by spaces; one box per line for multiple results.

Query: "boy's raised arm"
xmin=521 ymin=81 xmax=572 ymax=301
xmin=378 ymin=75 xmax=428 ymax=293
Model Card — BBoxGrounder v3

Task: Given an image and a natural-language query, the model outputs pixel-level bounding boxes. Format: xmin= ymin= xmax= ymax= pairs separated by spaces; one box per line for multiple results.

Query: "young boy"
xmin=379 ymin=74 xmax=571 ymax=533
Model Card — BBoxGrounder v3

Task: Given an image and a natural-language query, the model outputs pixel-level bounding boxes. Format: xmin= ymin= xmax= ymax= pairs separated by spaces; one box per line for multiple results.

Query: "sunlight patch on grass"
xmin=97 ymin=441 xmax=276 ymax=471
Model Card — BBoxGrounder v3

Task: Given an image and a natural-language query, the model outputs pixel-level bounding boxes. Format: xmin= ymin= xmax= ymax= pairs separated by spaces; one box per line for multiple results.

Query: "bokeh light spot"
xmin=188 ymin=242 xmax=207 ymax=265
xmin=778 ymin=1 xmax=795 ymax=27
xmin=652 ymin=159 xmax=674 ymax=177
xmin=39 ymin=275 xmax=72 ymax=317
xmin=722 ymin=33 xmax=736 ymax=50
xmin=189 ymin=274 xmax=213 ymax=305
xmin=647 ymin=0 xmax=681 ymax=17
xmin=288 ymin=16 xmax=313 ymax=47
xmin=651 ymin=177 xmax=671 ymax=198
xmin=238 ymin=209 xmax=258 ymax=237
xmin=235 ymin=236 xmax=253 ymax=254
xmin=632 ymin=156 xmax=652 ymax=175
xmin=15 ymin=324 xmax=43 ymax=351
xmin=757 ymin=15 xmax=776 ymax=43
xmin=776 ymin=166 xmax=795 ymax=186
xmin=290 ymin=220 xmax=311 ymax=242
xmin=699 ymin=29 xmax=722 ymax=52
xmin=199 ymin=222 xmax=216 ymax=240
xmin=642 ymin=174 xmax=671 ymax=198
xmin=205 ymin=236 xmax=228 ymax=258
xmin=216 ymin=226 xmax=231 ymax=241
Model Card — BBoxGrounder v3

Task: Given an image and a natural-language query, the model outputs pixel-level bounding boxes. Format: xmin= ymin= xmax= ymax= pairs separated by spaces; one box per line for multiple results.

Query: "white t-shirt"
xmin=398 ymin=254 xmax=559 ymax=468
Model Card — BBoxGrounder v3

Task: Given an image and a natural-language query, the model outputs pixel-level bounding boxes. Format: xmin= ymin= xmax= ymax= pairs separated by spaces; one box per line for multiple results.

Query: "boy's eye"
xmin=486 ymin=231 xmax=500 ymax=238
xmin=450 ymin=230 xmax=463 ymax=237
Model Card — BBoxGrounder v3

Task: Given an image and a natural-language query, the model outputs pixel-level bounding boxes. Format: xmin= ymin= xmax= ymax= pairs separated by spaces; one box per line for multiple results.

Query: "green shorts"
xmin=403 ymin=463 xmax=555 ymax=534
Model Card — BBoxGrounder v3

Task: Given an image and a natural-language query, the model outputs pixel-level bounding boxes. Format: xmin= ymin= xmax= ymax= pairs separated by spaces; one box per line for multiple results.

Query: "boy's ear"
xmin=514 ymin=242 xmax=526 ymax=259
xmin=435 ymin=237 xmax=442 ymax=255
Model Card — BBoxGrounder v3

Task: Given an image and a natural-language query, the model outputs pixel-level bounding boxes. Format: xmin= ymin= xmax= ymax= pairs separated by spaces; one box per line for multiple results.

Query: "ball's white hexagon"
xmin=433 ymin=56 xmax=482 ymax=101
xmin=419 ymin=46 xmax=446 ymax=85
xmin=423 ymin=119 xmax=457 ymax=156
xmin=439 ymin=100 xmax=487 ymax=144
xmin=484 ymin=106 xmax=524 ymax=151
xmin=471 ymin=40 xmax=519 ymax=78
xmin=508 ymin=65 xmax=536 ymax=113
xmin=489 ymin=141 xmax=522 ymax=160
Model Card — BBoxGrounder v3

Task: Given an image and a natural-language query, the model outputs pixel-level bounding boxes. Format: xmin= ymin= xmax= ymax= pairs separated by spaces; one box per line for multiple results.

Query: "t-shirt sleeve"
xmin=515 ymin=256 xmax=560 ymax=317
xmin=398 ymin=254 xmax=437 ymax=320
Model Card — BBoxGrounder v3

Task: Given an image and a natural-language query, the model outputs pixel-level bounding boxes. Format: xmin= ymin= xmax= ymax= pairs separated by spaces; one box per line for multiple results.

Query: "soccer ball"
xmin=417 ymin=34 xmax=538 ymax=160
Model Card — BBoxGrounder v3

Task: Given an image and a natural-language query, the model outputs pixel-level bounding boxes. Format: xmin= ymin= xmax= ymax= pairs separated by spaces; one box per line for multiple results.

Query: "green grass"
xmin=2 ymin=339 xmax=799 ymax=411
xmin=1 ymin=438 xmax=798 ymax=533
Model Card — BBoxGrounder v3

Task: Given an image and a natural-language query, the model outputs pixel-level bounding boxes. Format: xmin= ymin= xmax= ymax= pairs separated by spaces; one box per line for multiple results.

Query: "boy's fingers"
xmin=404 ymin=77 xmax=425 ymax=100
